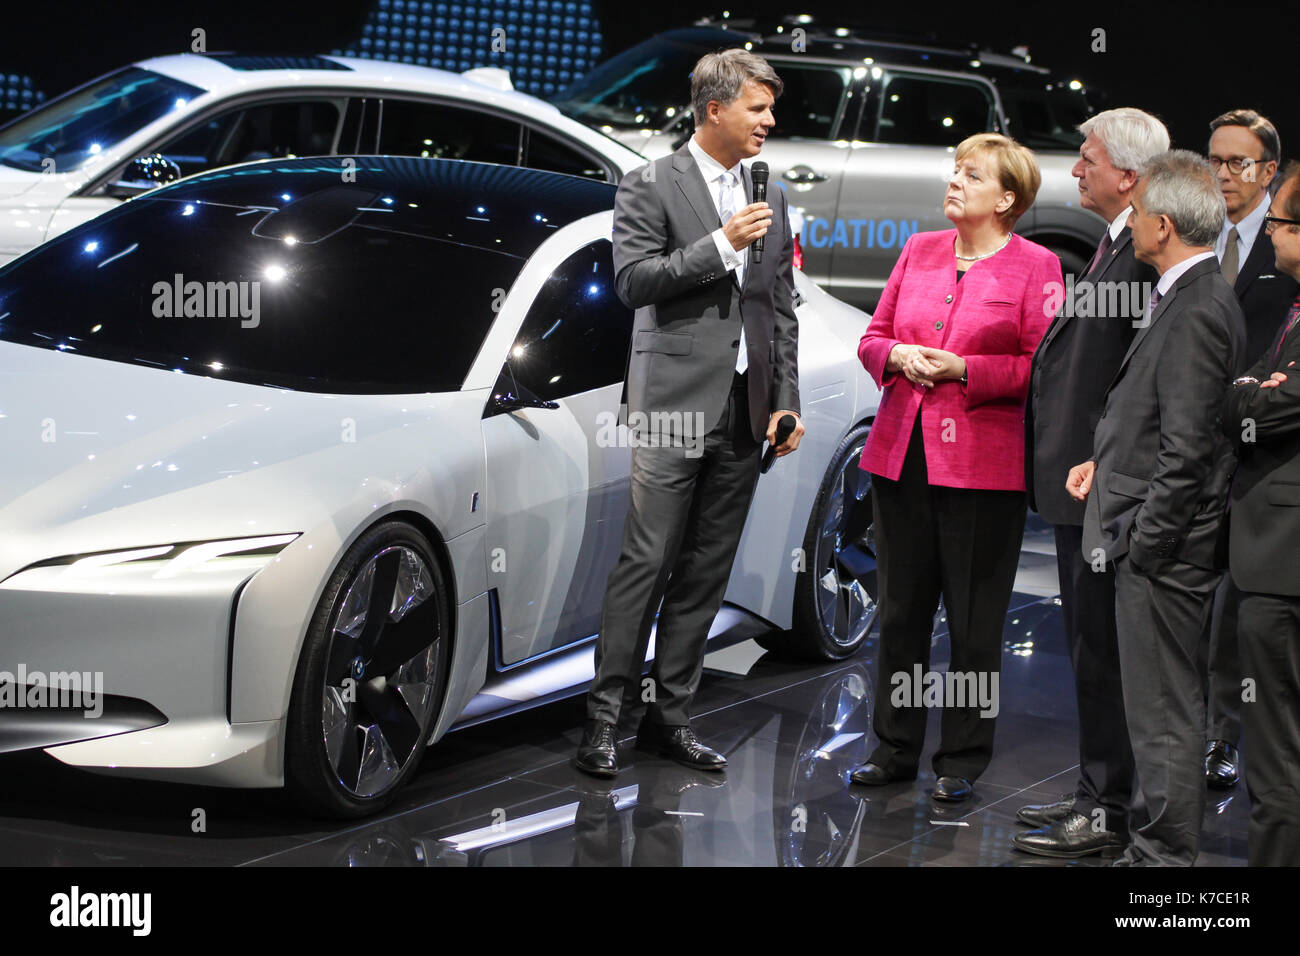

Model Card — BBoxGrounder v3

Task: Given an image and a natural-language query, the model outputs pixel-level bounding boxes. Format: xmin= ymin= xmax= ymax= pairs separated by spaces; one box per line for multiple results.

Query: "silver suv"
xmin=553 ymin=19 xmax=1104 ymax=311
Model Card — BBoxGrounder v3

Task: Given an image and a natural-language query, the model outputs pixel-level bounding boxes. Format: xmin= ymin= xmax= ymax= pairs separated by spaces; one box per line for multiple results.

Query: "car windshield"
xmin=0 ymin=67 xmax=205 ymax=173
xmin=551 ymin=31 xmax=723 ymax=130
xmin=0 ymin=163 xmax=536 ymax=393
xmin=999 ymin=85 xmax=1091 ymax=151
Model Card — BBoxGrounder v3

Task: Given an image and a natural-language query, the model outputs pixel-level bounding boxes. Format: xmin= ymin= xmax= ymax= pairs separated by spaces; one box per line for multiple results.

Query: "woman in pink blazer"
xmin=850 ymin=134 xmax=1062 ymax=802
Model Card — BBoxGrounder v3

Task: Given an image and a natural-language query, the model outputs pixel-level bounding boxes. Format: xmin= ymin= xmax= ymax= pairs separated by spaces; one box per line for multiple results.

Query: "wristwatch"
xmin=1232 ymin=375 xmax=1261 ymax=386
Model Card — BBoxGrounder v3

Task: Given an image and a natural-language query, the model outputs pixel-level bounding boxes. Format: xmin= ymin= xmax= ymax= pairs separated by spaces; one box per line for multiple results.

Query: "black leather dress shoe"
xmin=932 ymin=776 xmax=973 ymax=802
xmin=849 ymin=762 xmax=916 ymax=786
xmin=573 ymin=719 xmax=618 ymax=777
xmin=641 ymin=724 xmax=726 ymax=771
xmin=1012 ymin=810 xmax=1127 ymax=858
xmin=1016 ymin=796 xmax=1076 ymax=827
xmin=1205 ymin=740 xmax=1239 ymax=789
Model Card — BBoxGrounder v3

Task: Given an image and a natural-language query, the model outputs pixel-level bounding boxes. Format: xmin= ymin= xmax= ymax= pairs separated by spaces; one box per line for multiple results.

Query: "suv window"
xmin=876 ymin=73 xmax=994 ymax=147
xmin=769 ymin=64 xmax=853 ymax=140
xmin=378 ymin=98 xmax=522 ymax=166
xmin=155 ymin=99 xmax=343 ymax=178
xmin=496 ymin=240 xmax=633 ymax=403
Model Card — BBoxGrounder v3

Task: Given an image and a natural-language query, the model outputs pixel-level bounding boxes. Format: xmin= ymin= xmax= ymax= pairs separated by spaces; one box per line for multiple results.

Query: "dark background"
xmin=1 ymin=1 xmax=1292 ymax=151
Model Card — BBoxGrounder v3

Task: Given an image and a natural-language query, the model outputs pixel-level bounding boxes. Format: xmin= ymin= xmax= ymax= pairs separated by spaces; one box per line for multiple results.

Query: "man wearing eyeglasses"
xmin=1202 ymin=110 xmax=1300 ymax=793
xmin=1221 ymin=162 xmax=1300 ymax=864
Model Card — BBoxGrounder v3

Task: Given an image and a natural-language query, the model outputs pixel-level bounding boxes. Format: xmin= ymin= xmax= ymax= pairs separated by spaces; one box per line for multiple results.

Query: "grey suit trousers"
xmin=587 ymin=374 xmax=761 ymax=727
xmin=1114 ymin=554 xmax=1219 ymax=865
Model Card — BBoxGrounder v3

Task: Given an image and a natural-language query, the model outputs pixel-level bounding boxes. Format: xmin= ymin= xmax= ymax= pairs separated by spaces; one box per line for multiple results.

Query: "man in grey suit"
xmin=1016 ymin=108 xmax=1166 ymax=859
xmin=574 ymin=50 xmax=804 ymax=776
xmin=1068 ymin=151 xmax=1245 ymax=865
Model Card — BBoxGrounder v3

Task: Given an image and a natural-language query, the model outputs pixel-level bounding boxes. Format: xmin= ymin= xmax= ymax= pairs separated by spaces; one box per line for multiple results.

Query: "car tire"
xmin=761 ymin=422 xmax=879 ymax=661
xmin=285 ymin=520 xmax=451 ymax=818
xmin=1044 ymin=243 xmax=1089 ymax=282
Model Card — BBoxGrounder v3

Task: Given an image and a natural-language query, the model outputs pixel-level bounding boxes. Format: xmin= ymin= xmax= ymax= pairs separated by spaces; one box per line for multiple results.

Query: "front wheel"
xmin=763 ymin=422 xmax=879 ymax=661
xmin=285 ymin=520 xmax=451 ymax=818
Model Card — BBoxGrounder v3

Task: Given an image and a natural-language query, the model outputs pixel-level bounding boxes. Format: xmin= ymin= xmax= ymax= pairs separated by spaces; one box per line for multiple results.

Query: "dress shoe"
xmin=1016 ymin=796 xmax=1076 ymax=827
xmin=573 ymin=719 xmax=618 ymax=777
xmin=639 ymin=723 xmax=726 ymax=771
xmin=849 ymin=762 xmax=916 ymax=786
xmin=1205 ymin=740 xmax=1239 ymax=789
xmin=932 ymin=775 xmax=973 ymax=802
xmin=1012 ymin=810 xmax=1127 ymax=859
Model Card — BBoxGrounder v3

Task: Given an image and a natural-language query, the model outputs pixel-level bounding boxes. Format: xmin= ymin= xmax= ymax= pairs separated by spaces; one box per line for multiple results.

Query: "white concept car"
xmin=0 ymin=157 xmax=880 ymax=815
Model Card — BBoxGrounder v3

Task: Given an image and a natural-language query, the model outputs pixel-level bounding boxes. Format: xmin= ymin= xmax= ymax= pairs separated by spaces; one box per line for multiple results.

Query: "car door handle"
xmin=783 ymin=165 xmax=830 ymax=184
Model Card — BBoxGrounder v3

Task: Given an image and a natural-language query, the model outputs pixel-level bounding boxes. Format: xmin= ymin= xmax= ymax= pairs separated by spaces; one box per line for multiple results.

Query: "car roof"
xmin=661 ymin=24 xmax=1086 ymax=92
xmin=144 ymin=155 xmax=616 ymax=260
xmin=137 ymin=52 xmax=570 ymax=116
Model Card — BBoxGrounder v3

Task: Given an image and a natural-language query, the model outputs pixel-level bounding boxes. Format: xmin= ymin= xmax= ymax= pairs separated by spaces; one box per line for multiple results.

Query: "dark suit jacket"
xmin=1223 ymin=303 xmax=1300 ymax=596
xmin=1232 ymin=227 xmax=1300 ymax=364
xmin=612 ymin=142 xmax=799 ymax=443
xmin=1083 ymin=257 xmax=1246 ymax=571
xmin=1028 ymin=225 xmax=1156 ymax=524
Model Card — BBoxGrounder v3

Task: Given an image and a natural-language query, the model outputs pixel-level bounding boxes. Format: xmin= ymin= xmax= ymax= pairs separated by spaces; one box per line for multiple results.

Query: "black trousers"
xmin=1202 ymin=574 xmax=1242 ymax=745
xmin=1238 ymin=591 xmax=1300 ymax=866
xmin=866 ymin=418 xmax=1027 ymax=781
xmin=1053 ymin=523 xmax=1135 ymax=835
xmin=586 ymin=373 xmax=761 ymax=728
xmin=1114 ymin=555 xmax=1219 ymax=866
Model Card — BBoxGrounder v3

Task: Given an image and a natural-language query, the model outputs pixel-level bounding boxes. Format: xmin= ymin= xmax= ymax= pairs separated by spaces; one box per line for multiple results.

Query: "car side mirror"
xmin=484 ymin=366 xmax=559 ymax=417
xmin=104 ymin=154 xmax=183 ymax=198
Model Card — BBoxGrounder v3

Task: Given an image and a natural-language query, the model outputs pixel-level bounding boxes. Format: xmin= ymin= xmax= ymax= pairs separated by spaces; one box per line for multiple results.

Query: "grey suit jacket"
xmin=1083 ymin=257 xmax=1246 ymax=571
xmin=613 ymin=141 xmax=799 ymax=443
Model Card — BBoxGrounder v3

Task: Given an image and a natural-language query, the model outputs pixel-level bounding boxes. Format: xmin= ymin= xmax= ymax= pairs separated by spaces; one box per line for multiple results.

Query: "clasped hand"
xmin=887 ymin=343 xmax=966 ymax=388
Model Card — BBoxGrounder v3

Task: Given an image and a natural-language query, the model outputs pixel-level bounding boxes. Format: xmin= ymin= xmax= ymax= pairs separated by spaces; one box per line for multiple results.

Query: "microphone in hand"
xmin=761 ymin=413 xmax=796 ymax=474
xmin=751 ymin=161 xmax=768 ymax=263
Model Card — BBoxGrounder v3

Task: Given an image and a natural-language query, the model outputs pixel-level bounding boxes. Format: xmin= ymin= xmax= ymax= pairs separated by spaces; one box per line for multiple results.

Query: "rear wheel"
xmin=286 ymin=520 xmax=450 ymax=818
xmin=760 ymin=423 xmax=878 ymax=661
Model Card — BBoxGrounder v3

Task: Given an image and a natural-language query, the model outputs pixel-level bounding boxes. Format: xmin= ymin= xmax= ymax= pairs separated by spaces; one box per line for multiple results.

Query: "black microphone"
xmin=761 ymin=413 xmax=796 ymax=474
xmin=750 ymin=161 xmax=768 ymax=264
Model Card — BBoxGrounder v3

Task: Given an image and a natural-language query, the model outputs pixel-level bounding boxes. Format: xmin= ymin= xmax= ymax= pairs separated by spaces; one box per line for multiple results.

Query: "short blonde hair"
xmin=954 ymin=133 xmax=1042 ymax=228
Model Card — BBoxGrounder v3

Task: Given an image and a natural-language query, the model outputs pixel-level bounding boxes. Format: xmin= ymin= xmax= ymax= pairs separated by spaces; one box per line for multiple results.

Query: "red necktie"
xmin=1086 ymin=230 xmax=1113 ymax=277
xmin=1272 ymin=295 xmax=1300 ymax=365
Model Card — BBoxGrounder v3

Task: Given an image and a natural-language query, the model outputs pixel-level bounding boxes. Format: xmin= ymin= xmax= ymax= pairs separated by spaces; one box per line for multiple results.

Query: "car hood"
xmin=0 ymin=165 xmax=45 ymax=201
xmin=0 ymin=342 xmax=454 ymax=580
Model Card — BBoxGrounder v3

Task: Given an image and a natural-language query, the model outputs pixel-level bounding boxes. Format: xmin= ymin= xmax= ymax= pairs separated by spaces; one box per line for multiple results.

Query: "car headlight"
xmin=28 ymin=534 xmax=300 ymax=582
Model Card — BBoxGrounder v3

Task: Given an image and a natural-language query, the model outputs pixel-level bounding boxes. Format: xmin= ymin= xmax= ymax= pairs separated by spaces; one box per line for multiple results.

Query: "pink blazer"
xmin=858 ymin=229 xmax=1061 ymax=491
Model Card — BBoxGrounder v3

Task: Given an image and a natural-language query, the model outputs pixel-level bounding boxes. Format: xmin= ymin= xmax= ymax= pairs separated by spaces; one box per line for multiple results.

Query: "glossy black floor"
xmin=0 ymin=515 xmax=1249 ymax=866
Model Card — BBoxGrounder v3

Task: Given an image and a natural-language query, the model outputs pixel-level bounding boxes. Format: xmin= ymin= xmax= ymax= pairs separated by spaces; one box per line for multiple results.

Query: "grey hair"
xmin=1139 ymin=150 xmax=1226 ymax=247
xmin=690 ymin=49 xmax=783 ymax=125
xmin=1078 ymin=107 xmax=1170 ymax=172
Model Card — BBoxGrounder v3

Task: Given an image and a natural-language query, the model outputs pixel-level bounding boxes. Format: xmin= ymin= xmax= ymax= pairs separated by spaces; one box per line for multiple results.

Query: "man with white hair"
xmin=1066 ymin=150 xmax=1246 ymax=865
xmin=1016 ymin=108 xmax=1168 ymax=859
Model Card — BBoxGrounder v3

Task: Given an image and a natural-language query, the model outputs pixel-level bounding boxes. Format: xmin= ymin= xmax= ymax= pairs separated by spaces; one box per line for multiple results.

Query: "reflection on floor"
xmin=0 ymin=515 xmax=1248 ymax=866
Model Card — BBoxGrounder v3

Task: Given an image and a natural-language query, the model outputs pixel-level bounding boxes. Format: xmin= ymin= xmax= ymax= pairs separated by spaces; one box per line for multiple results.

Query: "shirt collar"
xmin=1157 ymin=250 xmax=1218 ymax=296
xmin=688 ymin=135 xmax=742 ymax=184
xmin=1222 ymin=190 xmax=1270 ymax=248
xmin=1107 ymin=206 xmax=1132 ymax=242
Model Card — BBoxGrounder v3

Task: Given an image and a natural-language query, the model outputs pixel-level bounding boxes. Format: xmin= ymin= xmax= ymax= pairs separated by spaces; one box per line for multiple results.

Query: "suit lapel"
xmin=1107 ymin=258 xmax=1217 ymax=392
xmin=1233 ymin=229 xmax=1274 ymax=298
xmin=673 ymin=144 xmax=722 ymax=236
xmin=1041 ymin=226 xmax=1134 ymax=350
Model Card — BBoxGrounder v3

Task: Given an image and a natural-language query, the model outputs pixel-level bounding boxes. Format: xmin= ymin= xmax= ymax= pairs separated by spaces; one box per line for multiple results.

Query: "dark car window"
xmin=0 ymin=67 xmax=205 ymax=173
xmin=378 ymin=98 xmax=522 ymax=166
xmin=154 ymin=99 xmax=344 ymax=178
xmin=769 ymin=64 xmax=853 ymax=141
xmin=496 ymin=240 xmax=633 ymax=403
xmin=524 ymin=127 xmax=608 ymax=181
xmin=0 ymin=180 xmax=526 ymax=394
xmin=876 ymin=73 xmax=994 ymax=147
xmin=999 ymin=87 xmax=1089 ymax=151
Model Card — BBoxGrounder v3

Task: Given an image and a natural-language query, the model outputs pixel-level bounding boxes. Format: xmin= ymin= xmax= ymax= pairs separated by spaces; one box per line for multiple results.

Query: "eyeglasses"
xmin=1209 ymin=156 xmax=1261 ymax=176
xmin=1265 ymin=213 xmax=1300 ymax=234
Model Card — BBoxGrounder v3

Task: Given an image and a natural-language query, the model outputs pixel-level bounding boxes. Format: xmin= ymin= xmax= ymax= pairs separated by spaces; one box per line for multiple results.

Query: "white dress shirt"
xmin=1106 ymin=206 xmax=1132 ymax=243
xmin=688 ymin=135 xmax=749 ymax=373
xmin=1215 ymin=190 xmax=1270 ymax=269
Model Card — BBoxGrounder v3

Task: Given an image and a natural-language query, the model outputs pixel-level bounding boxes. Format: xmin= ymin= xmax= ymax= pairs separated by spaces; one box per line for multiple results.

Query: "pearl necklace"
xmin=955 ymin=233 xmax=1012 ymax=261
